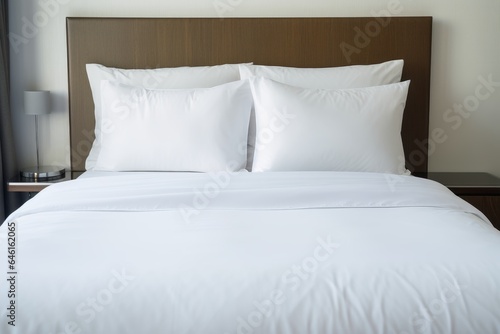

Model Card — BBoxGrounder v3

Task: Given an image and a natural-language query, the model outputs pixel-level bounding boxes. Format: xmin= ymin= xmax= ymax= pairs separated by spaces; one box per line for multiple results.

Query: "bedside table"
xmin=8 ymin=171 xmax=83 ymax=193
xmin=416 ymin=172 xmax=500 ymax=230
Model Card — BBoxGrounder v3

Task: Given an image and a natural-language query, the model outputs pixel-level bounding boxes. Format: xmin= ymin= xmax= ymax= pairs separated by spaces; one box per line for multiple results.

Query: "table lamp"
xmin=20 ymin=90 xmax=65 ymax=180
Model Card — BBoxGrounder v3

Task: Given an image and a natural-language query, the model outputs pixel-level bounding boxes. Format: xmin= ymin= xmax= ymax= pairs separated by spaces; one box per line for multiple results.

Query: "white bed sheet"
xmin=1 ymin=171 xmax=499 ymax=334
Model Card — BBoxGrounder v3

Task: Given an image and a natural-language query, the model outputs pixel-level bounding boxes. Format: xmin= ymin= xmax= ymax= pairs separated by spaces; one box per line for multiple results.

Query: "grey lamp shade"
xmin=24 ymin=90 xmax=51 ymax=115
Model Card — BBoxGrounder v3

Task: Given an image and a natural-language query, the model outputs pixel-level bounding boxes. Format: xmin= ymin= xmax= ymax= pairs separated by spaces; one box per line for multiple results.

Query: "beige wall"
xmin=7 ymin=0 xmax=500 ymax=176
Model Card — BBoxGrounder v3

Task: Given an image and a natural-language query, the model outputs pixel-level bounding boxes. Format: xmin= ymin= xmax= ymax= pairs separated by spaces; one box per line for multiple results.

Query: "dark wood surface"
xmin=461 ymin=196 xmax=500 ymax=230
xmin=67 ymin=17 xmax=432 ymax=172
xmin=8 ymin=171 xmax=83 ymax=192
xmin=416 ymin=172 xmax=500 ymax=195
xmin=416 ymin=172 xmax=500 ymax=229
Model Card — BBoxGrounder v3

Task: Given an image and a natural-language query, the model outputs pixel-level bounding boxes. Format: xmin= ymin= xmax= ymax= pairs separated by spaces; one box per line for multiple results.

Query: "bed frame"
xmin=66 ymin=17 xmax=432 ymax=172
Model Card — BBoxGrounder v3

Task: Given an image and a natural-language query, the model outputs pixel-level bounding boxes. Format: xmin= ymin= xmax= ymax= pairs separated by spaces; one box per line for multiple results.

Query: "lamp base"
xmin=20 ymin=166 xmax=66 ymax=180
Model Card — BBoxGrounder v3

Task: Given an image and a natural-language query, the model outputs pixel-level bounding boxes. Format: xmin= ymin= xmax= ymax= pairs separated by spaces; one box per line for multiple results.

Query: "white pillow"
xmin=94 ymin=80 xmax=253 ymax=172
xmin=239 ymin=60 xmax=404 ymax=170
xmin=239 ymin=60 xmax=404 ymax=88
xmin=86 ymin=63 xmax=250 ymax=170
xmin=249 ymin=77 xmax=410 ymax=174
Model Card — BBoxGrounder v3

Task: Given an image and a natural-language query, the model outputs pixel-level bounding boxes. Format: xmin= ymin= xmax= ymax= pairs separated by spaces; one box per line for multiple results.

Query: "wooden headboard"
xmin=67 ymin=17 xmax=432 ymax=172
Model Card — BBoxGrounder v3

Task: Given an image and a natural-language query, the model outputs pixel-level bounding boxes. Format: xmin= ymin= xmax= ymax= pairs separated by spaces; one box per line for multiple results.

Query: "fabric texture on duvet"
xmin=0 ymin=171 xmax=499 ymax=334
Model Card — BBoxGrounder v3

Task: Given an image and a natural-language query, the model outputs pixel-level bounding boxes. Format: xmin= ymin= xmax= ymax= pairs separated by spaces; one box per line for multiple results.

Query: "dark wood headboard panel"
xmin=67 ymin=17 xmax=432 ymax=172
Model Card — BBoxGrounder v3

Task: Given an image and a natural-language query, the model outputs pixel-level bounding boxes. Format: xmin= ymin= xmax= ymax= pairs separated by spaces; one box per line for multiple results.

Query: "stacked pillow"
xmin=238 ymin=60 xmax=406 ymax=173
xmin=86 ymin=63 xmax=250 ymax=171
xmin=86 ymin=60 xmax=408 ymax=174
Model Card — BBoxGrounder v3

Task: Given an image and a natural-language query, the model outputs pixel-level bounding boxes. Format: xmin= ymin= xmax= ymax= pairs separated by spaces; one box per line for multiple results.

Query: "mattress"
xmin=1 ymin=171 xmax=499 ymax=333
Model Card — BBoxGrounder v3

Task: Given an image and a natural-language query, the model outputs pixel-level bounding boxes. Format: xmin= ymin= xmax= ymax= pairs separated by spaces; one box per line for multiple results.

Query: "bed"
xmin=1 ymin=17 xmax=500 ymax=334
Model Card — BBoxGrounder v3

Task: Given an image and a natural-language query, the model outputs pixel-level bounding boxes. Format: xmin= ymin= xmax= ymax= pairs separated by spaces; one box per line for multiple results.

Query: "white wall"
xmin=7 ymin=0 xmax=500 ymax=176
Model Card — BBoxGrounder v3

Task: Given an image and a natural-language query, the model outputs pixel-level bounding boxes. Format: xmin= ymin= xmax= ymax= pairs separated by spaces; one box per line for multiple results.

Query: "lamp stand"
xmin=35 ymin=114 xmax=40 ymax=169
xmin=20 ymin=114 xmax=65 ymax=180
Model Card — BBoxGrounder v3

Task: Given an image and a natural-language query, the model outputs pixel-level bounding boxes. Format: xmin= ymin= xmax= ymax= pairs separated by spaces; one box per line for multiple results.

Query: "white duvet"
xmin=1 ymin=171 xmax=499 ymax=334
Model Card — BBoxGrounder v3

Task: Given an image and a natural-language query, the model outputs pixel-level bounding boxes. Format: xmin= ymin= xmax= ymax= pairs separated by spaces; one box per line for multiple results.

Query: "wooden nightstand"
xmin=416 ymin=172 xmax=500 ymax=230
xmin=8 ymin=171 xmax=83 ymax=193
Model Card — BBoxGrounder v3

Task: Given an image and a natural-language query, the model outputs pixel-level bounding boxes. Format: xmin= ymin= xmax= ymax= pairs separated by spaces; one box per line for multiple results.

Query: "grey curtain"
xmin=0 ymin=0 xmax=21 ymax=221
